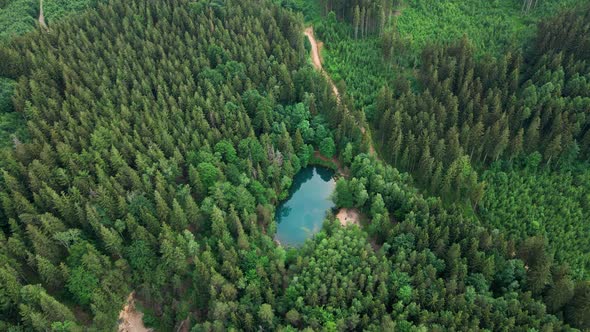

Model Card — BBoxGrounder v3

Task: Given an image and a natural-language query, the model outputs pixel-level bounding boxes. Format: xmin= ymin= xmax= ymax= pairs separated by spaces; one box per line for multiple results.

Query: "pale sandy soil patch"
xmin=336 ymin=208 xmax=361 ymax=226
xmin=118 ymin=292 xmax=151 ymax=332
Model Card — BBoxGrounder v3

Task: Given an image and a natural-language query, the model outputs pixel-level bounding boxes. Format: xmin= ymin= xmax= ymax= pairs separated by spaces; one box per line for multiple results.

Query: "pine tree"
xmin=565 ymin=281 xmax=590 ymax=329
xmin=519 ymin=237 xmax=553 ymax=295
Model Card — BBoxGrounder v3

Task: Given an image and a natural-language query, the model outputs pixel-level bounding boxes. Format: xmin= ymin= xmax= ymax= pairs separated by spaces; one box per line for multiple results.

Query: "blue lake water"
xmin=275 ymin=166 xmax=335 ymax=247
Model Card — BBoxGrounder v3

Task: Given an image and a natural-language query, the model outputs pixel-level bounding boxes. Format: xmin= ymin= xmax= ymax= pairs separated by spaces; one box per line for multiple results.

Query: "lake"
xmin=275 ymin=166 xmax=336 ymax=247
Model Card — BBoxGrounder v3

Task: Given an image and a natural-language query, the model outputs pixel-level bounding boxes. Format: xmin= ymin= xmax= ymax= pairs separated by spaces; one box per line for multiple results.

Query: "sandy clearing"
xmin=336 ymin=208 xmax=361 ymax=227
xmin=118 ymin=292 xmax=151 ymax=332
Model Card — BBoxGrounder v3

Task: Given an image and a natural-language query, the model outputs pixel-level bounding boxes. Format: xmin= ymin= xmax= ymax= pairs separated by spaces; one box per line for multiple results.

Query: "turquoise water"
xmin=275 ymin=166 xmax=335 ymax=247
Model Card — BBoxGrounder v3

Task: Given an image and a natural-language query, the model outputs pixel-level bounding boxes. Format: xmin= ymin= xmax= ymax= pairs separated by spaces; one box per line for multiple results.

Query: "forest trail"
xmin=38 ymin=0 xmax=48 ymax=30
xmin=304 ymin=27 xmax=339 ymax=99
xmin=304 ymin=27 xmax=377 ymax=157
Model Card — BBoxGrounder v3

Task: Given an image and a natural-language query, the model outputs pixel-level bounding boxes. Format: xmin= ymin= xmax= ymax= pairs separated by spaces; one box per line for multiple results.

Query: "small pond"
xmin=275 ymin=166 xmax=335 ymax=247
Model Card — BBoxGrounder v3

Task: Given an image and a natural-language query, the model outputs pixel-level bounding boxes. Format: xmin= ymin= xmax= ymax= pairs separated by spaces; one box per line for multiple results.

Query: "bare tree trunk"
xmin=522 ymin=0 xmax=535 ymax=14
xmin=361 ymin=7 xmax=366 ymax=38
xmin=366 ymin=5 xmax=370 ymax=34
xmin=354 ymin=5 xmax=360 ymax=39
xmin=527 ymin=0 xmax=533 ymax=13
xmin=522 ymin=0 xmax=531 ymax=13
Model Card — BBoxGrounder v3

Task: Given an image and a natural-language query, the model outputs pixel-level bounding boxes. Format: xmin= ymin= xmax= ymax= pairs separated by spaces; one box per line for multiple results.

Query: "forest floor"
xmin=118 ymin=292 xmax=150 ymax=332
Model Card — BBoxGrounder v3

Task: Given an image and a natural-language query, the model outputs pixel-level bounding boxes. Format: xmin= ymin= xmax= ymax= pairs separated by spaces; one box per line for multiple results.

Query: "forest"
xmin=0 ymin=0 xmax=589 ymax=330
xmin=0 ymin=0 xmax=96 ymax=148
xmin=306 ymin=0 xmax=590 ymax=278
xmin=307 ymin=0 xmax=590 ymax=329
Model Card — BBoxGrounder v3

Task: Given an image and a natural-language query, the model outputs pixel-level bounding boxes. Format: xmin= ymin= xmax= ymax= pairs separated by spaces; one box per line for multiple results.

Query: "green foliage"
xmin=345 ymin=155 xmax=579 ymax=330
xmin=373 ymin=7 xmax=590 ymax=202
xmin=0 ymin=0 xmax=341 ymax=329
xmin=19 ymin=284 xmax=78 ymax=331
xmin=396 ymin=0 xmax=581 ymax=56
xmin=318 ymin=136 xmax=335 ymax=158
xmin=258 ymin=303 xmax=275 ymax=328
xmin=0 ymin=78 xmax=27 ymax=148
xmin=566 ymin=281 xmax=590 ymax=329
xmin=0 ymin=0 xmax=588 ymax=330
xmin=0 ymin=0 xmax=36 ymax=42
xmin=281 ymin=154 xmax=577 ymax=330
xmin=195 ymin=162 xmax=220 ymax=194
xmin=481 ymin=156 xmax=590 ymax=279
xmin=66 ymin=267 xmax=99 ymax=306
xmin=0 ymin=0 xmax=96 ymax=42
xmin=0 ymin=0 xmax=96 ymax=148
xmin=304 ymin=0 xmax=590 ymax=213
xmin=308 ymin=0 xmax=587 ymax=113
xmin=332 ymin=178 xmax=367 ymax=209
xmin=0 ymin=78 xmax=15 ymax=113
xmin=284 ymin=226 xmax=390 ymax=330
xmin=308 ymin=153 xmax=339 ymax=170
xmin=333 ymin=178 xmax=353 ymax=208
xmin=43 ymin=0 xmax=96 ymax=22
xmin=315 ymin=21 xmax=396 ymax=109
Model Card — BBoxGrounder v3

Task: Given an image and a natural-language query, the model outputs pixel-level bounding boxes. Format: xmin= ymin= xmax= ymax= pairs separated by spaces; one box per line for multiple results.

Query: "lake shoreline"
xmin=274 ymin=166 xmax=336 ymax=247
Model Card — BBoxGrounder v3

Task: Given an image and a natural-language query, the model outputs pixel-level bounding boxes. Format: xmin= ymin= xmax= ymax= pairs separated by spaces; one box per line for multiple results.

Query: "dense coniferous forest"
xmin=373 ymin=8 xmax=590 ymax=199
xmin=0 ymin=0 xmax=589 ymax=330
xmin=0 ymin=0 xmax=349 ymax=329
xmin=0 ymin=0 xmax=97 ymax=148
xmin=324 ymin=154 xmax=586 ymax=330
xmin=481 ymin=155 xmax=590 ymax=279
xmin=373 ymin=4 xmax=590 ymax=273
xmin=300 ymin=0 xmax=590 ymax=329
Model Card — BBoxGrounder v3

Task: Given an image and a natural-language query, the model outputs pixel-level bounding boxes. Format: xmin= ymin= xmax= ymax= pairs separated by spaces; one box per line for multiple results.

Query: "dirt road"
xmin=304 ymin=27 xmax=376 ymax=157
xmin=304 ymin=27 xmax=340 ymax=99
xmin=38 ymin=0 xmax=48 ymax=30
xmin=304 ymin=28 xmax=322 ymax=71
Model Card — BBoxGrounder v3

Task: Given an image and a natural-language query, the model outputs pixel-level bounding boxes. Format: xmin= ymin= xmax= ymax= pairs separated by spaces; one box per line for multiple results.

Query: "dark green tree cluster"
xmin=1 ymin=0 xmax=589 ymax=330
xmin=480 ymin=153 xmax=590 ymax=279
xmin=373 ymin=4 xmax=590 ymax=203
xmin=0 ymin=77 xmax=27 ymax=148
xmin=0 ymin=0 xmax=345 ymax=329
xmin=0 ymin=0 xmax=96 ymax=148
xmin=533 ymin=5 xmax=590 ymax=61
xmin=281 ymin=226 xmax=391 ymax=330
xmin=318 ymin=154 xmax=588 ymax=330
xmin=318 ymin=0 xmax=397 ymax=37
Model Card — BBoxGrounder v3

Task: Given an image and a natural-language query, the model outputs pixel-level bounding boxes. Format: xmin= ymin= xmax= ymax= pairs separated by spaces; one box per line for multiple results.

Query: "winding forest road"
xmin=304 ymin=27 xmax=340 ymax=100
xmin=38 ymin=0 xmax=48 ymax=30
xmin=303 ymin=27 xmax=376 ymax=156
